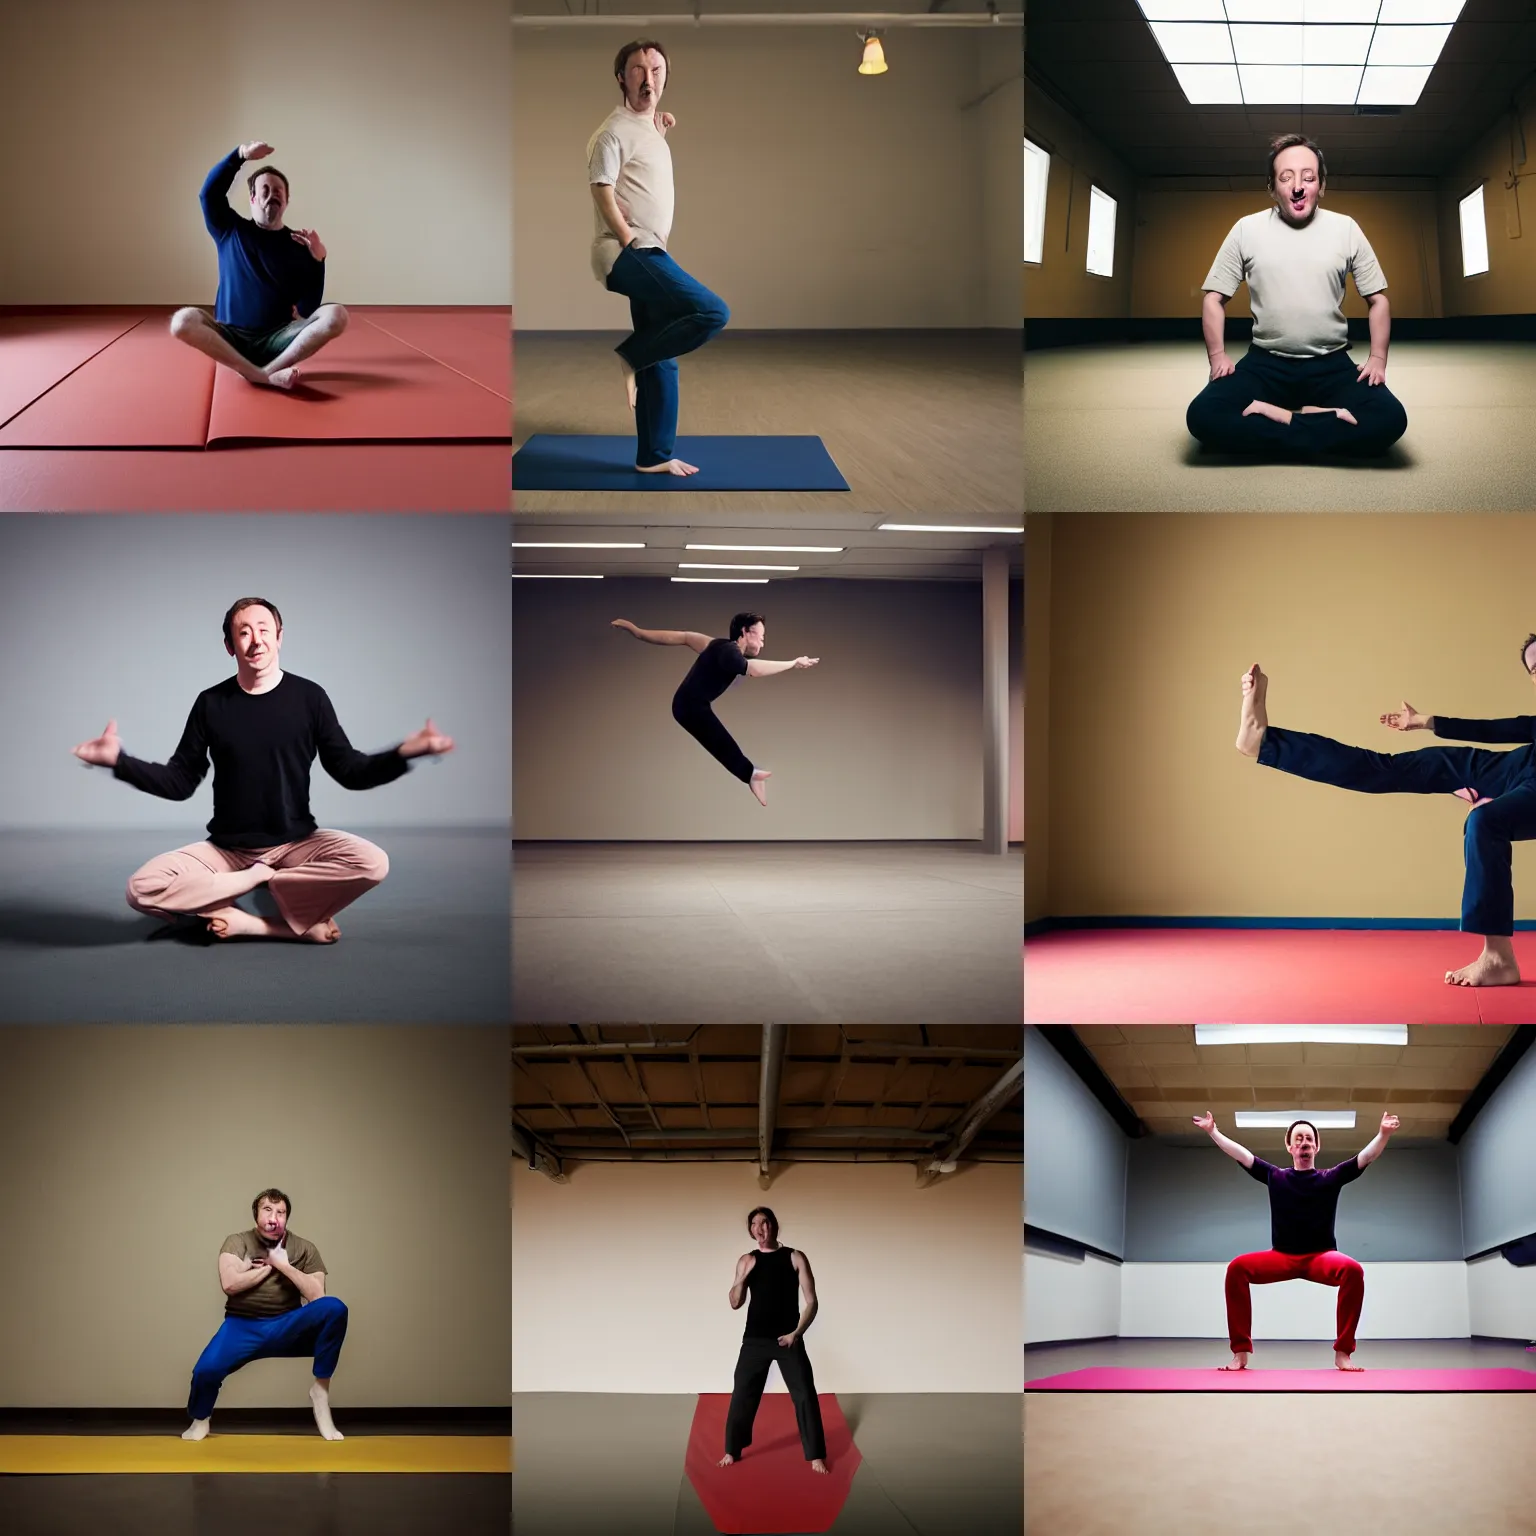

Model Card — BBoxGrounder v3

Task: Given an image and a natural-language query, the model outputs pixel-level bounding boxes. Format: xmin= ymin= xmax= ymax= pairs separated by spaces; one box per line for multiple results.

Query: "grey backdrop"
xmin=0 ymin=516 xmax=511 ymax=830
xmin=1459 ymin=1040 xmax=1536 ymax=1255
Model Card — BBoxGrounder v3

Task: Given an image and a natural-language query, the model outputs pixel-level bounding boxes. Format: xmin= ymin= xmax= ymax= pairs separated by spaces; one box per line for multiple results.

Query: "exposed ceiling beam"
xmin=511 ymin=1119 xmax=567 ymax=1183
xmin=759 ymin=1024 xmax=786 ymax=1187
xmin=514 ymin=12 xmax=1021 ymax=28
xmin=512 ymin=1039 xmax=1020 ymax=1059
xmin=917 ymin=1053 xmax=1022 ymax=1187
xmin=560 ymin=1148 xmax=1021 ymax=1163
xmin=546 ymin=1125 xmax=947 ymax=1141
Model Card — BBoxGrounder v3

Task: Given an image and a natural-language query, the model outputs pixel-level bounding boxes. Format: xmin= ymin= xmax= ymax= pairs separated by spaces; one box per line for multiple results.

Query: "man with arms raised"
xmin=1194 ymin=1110 xmax=1399 ymax=1371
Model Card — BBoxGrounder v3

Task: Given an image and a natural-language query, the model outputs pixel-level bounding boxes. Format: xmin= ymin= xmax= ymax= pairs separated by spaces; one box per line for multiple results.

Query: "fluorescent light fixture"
xmin=686 ymin=543 xmax=844 ymax=553
xmin=1135 ymin=1 xmax=1464 ymax=103
xmin=1086 ymin=185 xmax=1116 ymax=277
xmin=511 ymin=541 xmax=646 ymax=549
xmin=1460 ymin=183 xmax=1489 ymax=277
xmin=1235 ymin=1110 xmax=1357 ymax=1130
xmin=671 ymin=577 xmax=770 ymax=584
xmin=878 ymin=523 xmax=1023 ymax=534
xmin=679 ymin=562 xmax=800 ymax=572
xmin=1024 ymin=137 xmax=1050 ymax=265
xmin=1195 ymin=1024 xmax=1408 ymax=1046
xmin=512 ymin=573 xmax=604 ymax=579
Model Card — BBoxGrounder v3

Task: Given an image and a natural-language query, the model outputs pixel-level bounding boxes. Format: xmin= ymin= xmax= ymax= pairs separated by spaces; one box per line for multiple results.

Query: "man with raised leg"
xmin=183 ymin=1189 xmax=347 ymax=1442
xmin=587 ymin=40 xmax=730 ymax=477
xmin=1237 ymin=647 xmax=1536 ymax=986
xmin=1195 ymin=1112 xmax=1398 ymax=1372
xmin=71 ymin=596 xmax=455 ymax=943
xmin=169 ymin=141 xmax=348 ymax=390
xmin=718 ymin=1208 xmax=828 ymax=1474
xmin=611 ymin=614 xmax=817 ymax=805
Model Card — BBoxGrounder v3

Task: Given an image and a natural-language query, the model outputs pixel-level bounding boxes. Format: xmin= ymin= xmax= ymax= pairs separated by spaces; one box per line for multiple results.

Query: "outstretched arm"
xmin=745 ymin=657 xmax=819 ymax=678
xmin=1384 ymin=703 xmax=1536 ymax=744
xmin=611 ymin=619 xmax=709 ymax=653
xmin=1356 ymin=1112 xmax=1400 ymax=1169
xmin=1193 ymin=1111 xmax=1255 ymax=1169
xmin=83 ymin=707 xmax=211 ymax=802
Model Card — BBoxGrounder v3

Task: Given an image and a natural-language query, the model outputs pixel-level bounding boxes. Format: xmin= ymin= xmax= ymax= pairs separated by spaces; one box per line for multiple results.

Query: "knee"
xmin=313 ymin=1295 xmax=348 ymax=1319
xmin=169 ymin=308 xmax=204 ymax=340
xmin=125 ymin=866 xmax=163 ymax=911
xmin=703 ymin=296 xmax=730 ymax=334
xmin=355 ymin=842 xmax=388 ymax=885
xmin=1340 ymin=1257 xmax=1364 ymax=1282
xmin=1225 ymin=1256 xmax=1252 ymax=1280
xmin=323 ymin=304 xmax=349 ymax=335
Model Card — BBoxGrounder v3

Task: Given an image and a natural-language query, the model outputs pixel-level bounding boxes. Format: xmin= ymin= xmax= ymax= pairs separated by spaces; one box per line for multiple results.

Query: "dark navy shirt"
xmin=743 ymin=1245 xmax=800 ymax=1340
xmin=199 ymin=150 xmax=326 ymax=330
xmin=673 ymin=638 xmax=748 ymax=711
xmin=1245 ymin=1155 xmax=1365 ymax=1255
xmin=1433 ymin=716 xmax=1536 ymax=745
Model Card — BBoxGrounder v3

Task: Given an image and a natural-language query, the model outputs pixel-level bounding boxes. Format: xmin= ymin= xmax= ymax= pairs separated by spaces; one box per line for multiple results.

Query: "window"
xmin=1024 ymin=138 xmax=1050 ymax=265
xmin=1459 ymin=184 xmax=1489 ymax=277
xmin=1085 ymin=186 xmax=1116 ymax=278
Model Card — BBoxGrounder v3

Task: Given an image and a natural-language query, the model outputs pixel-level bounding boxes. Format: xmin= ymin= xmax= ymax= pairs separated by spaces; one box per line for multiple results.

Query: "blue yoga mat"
xmin=512 ymin=434 xmax=850 ymax=492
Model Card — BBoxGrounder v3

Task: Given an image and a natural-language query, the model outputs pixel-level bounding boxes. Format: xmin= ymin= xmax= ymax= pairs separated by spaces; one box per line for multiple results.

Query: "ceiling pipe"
xmin=917 ymin=1054 xmax=1022 ymax=1187
xmin=512 ymin=1039 xmax=1021 ymax=1058
xmin=534 ymin=1147 xmax=1020 ymax=1163
xmin=758 ymin=1023 xmax=786 ymax=1188
xmin=511 ymin=1121 xmax=568 ymax=1183
xmin=544 ymin=1125 xmax=950 ymax=1141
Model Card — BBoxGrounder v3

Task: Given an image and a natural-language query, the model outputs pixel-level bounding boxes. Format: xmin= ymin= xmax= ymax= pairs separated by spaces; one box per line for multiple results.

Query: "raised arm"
xmin=200 ymin=145 xmax=261 ymax=238
xmin=611 ymin=619 xmax=709 ymax=653
xmin=1355 ymin=1112 xmax=1399 ymax=1169
xmin=1193 ymin=1111 xmax=1255 ymax=1169
xmin=745 ymin=656 xmax=819 ymax=678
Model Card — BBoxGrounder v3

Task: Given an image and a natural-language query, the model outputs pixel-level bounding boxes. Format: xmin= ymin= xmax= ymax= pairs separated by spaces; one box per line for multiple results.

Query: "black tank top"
xmin=743 ymin=1245 xmax=799 ymax=1339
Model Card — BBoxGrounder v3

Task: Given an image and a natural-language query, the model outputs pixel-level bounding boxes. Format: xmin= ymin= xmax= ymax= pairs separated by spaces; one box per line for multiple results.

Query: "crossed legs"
xmin=168 ymin=304 xmax=349 ymax=389
xmin=1223 ymin=1250 xmax=1365 ymax=1370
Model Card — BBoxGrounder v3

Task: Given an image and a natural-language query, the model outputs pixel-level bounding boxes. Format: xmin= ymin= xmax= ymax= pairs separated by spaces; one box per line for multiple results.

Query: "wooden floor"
xmin=513 ymin=330 xmax=1022 ymax=516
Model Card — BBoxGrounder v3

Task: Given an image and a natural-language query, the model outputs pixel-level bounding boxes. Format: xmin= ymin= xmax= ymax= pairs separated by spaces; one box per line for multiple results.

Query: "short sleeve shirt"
xmin=673 ymin=638 xmax=749 ymax=709
xmin=219 ymin=1228 xmax=327 ymax=1318
xmin=1244 ymin=1157 xmax=1365 ymax=1255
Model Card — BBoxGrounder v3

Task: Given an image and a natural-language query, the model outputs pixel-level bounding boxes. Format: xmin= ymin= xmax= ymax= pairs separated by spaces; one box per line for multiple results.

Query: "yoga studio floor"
xmin=0 ymin=828 xmax=508 ymax=1023
xmin=1024 ymin=340 xmax=1536 ymax=513
xmin=514 ymin=1392 xmax=1021 ymax=1536
xmin=512 ymin=842 xmax=1024 ymax=1024
xmin=0 ymin=308 xmax=510 ymax=511
xmin=512 ymin=331 xmax=1022 ymax=515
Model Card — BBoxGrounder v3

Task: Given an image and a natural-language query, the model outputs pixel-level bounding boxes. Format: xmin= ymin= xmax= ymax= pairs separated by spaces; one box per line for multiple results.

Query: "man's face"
xmin=255 ymin=1198 xmax=288 ymax=1243
xmin=1287 ymin=1125 xmax=1319 ymax=1168
xmin=737 ymin=622 xmax=766 ymax=658
xmin=750 ymin=1213 xmax=775 ymax=1246
xmin=249 ymin=173 xmax=288 ymax=229
xmin=622 ymin=49 xmax=667 ymax=113
xmin=226 ymin=605 xmax=282 ymax=675
xmin=1272 ymin=147 xmax=1322 ymax=226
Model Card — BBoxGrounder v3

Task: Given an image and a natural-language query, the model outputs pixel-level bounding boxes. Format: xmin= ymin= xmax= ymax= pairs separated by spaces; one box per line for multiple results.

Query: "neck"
xmin=623 ymin=97 xmax=656 ymax=119
xmin=238 ymin=665 xmax=282 ymax=694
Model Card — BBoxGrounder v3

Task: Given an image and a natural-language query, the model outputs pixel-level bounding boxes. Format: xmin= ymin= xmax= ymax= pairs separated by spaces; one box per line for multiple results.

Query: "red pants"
xmin=1225 ymin=1249 xmax=1364 ymax=1355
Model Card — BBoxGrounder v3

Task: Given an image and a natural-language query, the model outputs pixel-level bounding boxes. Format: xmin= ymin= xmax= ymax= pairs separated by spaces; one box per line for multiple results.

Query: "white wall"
xmin=512 ymin=1158 xmax=1021 ymax=1392
xmin=1467 ymin=1254 xmax=1536 ymax=1342
xmin=1025 ymin=1249 xmax=1121 ymax=1345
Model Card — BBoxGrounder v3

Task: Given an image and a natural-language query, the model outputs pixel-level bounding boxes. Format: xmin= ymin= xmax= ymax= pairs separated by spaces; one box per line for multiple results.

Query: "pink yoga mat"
xmin=1028 ymin=1367 xmax=1536 ymax=1392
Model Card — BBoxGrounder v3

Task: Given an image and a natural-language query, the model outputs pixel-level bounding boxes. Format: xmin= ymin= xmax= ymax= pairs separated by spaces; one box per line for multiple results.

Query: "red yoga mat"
xmin=684 ymin=1393 xmax=860 ymax=1535
xmin=362 ymin=308 xmax=510 ymax=400
xmin=0 ymin=312 xmax=144 ymax=431
xmin=1028 ymin=1367 xmax=1536 ymax=1392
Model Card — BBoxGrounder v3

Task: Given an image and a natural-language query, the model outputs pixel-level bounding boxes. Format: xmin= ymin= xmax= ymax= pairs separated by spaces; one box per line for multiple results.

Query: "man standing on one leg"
xmin=1237 ymin=645 xmax=1536 ymax=986
xmin=587 ymin=40 xmax=731 ymax=477
xmin=183 ymin=1189 xmax=348 ymax=1441
xmin=1186 ymin=133 xmax=1407 ymax=458
xmin=611 ymin=614 xmax=818 ymax=805
xmin=169 ymin=141 xmax=349 ymax=390
xmin=1194 ymin=1112 xmax=1398 ymax=1371
xmin=719 ymin=1207 xmax=829 ymax=1474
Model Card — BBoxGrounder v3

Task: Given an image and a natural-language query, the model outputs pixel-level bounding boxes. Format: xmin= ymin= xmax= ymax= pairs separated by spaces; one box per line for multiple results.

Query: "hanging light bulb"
xmin=858 ymin=32 xmax=887 ymax=76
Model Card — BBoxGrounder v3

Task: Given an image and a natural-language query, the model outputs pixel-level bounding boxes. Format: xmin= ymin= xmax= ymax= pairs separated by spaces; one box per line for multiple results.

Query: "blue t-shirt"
xmin=1245 ymin=1155 xmax=1364 ymax=1255
xmin=199 ymin=150 xmax=326 ymax=330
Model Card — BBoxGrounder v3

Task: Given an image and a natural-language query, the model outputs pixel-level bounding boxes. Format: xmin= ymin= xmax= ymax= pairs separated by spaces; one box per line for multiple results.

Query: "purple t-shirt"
xmin=1245 ymin=1155 xmax=1364 ymax=1254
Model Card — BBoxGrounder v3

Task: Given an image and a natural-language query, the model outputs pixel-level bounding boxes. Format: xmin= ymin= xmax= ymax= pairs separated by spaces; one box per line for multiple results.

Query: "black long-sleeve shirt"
xmin=1433 ymin=716 xmax=1536 ymax=745
xmin=112 ymin=673 xmax=408 ymax=848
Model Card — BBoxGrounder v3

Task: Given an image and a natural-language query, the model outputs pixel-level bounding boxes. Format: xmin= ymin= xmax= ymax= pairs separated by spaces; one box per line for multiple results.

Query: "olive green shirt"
xmin=219 ymin=1229 xmax=326 ymax=1319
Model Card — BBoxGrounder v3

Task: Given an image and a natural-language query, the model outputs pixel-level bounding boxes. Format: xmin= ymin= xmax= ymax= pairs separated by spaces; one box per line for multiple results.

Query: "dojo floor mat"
xmin=1025 ymin=927 xmax=1536 ymax=1024
xmin=0 ymin=312 xmax=142 ymax=429
xmin=512 ymin=433 xmax=850 ymax=492
xmin=0 ymin=1434 xmax=510 ymax=1473
xmin=1026 ymin=1367 xmax=1536 ymax=1392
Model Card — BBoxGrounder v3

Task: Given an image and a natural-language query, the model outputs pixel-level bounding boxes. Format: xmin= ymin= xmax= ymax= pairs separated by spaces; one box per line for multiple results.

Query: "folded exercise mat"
xmin=512 ymin=434 xmax=851 ymax=492
xmin=0 ymin=1434 xmax=511 ymax=1474
xmin=205 ymin=319 xmax=510 ymax=444
xmin=1021 ymin=928 xmax=1536 ymax=1025
xmin=1027 ymin=1367 xmax=1536 ymax=1392
xmin=361 ymin=309 xmax=510 ymax=399
xmin=0 ymin=312 xmax=153 ymax=433
xmin=684 ymin=1393 xmax=860 ymax=1534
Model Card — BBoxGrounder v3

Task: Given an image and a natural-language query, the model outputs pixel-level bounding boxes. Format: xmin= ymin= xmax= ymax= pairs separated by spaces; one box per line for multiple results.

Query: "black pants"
xmin=672 ymin=695 xmax=753 ymax=783
xmin=724 ymin=1335 xmax=827 ymax=1461
xmin=1186 ymin=345 xmax=1407 ymax=457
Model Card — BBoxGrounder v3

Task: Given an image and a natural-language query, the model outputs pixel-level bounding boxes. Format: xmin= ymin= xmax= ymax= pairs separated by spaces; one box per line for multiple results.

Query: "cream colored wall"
xmin=511 ymin=1158 xmax=1021 ymax=1392
xmin=1043 ymin=515 xmax=1536 ymax=920
xmin=512 ymin=28 xmax=1013 ymax=329
xmin=0 ymin=0 xmax=510 ymax=305
xmin=1439 ymin=93 xmax=1536 ymax=316
xmin=0 ymin=1027 xmax=510 ymax=1408
xmin=981 ymin=73 xmax=1026 ymax=329
xmin=1011 ymin=576 xmax=1025 ymax=842
xmin=1023 ymin=515 xmax=1051 ymax=922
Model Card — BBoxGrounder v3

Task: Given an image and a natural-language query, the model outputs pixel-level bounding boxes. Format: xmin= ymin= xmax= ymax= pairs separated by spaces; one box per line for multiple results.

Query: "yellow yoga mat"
xmin=0 ymin=1434 xmax=511 ymax=1474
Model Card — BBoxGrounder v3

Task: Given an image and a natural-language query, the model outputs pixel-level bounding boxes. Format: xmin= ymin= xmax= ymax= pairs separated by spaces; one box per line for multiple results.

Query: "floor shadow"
xmin=1181 ymin=440 xmax=1416 ymax=470
xmin=0 ymin=905 xmax=162 ymax=948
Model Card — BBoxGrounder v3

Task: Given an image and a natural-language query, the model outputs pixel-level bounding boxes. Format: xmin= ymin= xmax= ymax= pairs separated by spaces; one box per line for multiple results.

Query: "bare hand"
xmin=611 ymin=619 xmax=636 ymax=632
xmin=1357 ymin=354 xmax=1387 ymax=386
xmin=239 ymin=141 xmax=275 ymax=161
xmin=399 ymin=718 xmax=456 ymax=759
xmin=242 ymin=1257 xmax=273 ymax=1278
xmin=793 ymin=656 xmax=820 ymax=669
xmin=1192 ymin=1111 xmax=1215 ymax=1135
xmin=1380 ymin=702 xmax=1428 ymax=733
xmin=289 ymin=227 xmax=327 ymax=261
xmin=777 ymin=1332 xmax=798 ymax=1347
xmin=73 ymin=719 xmax=121 ymax=767
xmin=1380 ymin=1113 xmax=1400 ymax=1136
xmin=657 ymin=111 xmax=676 ymax=133
xmin=1209 ymin=352 xmax=1236 ymax=381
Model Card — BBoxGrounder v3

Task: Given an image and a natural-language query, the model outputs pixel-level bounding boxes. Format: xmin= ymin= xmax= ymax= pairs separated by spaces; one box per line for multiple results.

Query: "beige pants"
xmin=126 ymin=830 xmax=388 ymax=936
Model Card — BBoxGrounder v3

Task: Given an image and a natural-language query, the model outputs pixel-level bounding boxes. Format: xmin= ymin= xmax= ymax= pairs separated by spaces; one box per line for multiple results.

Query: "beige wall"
xmin=512 ymin=28 xmax=1014 ymax=329
xmin=1011 ymin=576 xmax=1025 ymax=842
xmin=0 ymin=0 xmax=510 ymax=305
xmin=0 ymin=1027 xmax=510 ymax=1408
xmin=511 ymin=1158 xmax=1021 ymax=1392
xmin=513 ymin=577 xmax=1013 ymax=841
xmin=1041 ymin=515 xmax=1536 ymax=920
xmin=980 ymin=67 xmax=1025 ymax=328
xmin=1439 ymin=93 xmax=1536 ymax=316
xmin=1023 ymin=515 xmax=1051 ymax=922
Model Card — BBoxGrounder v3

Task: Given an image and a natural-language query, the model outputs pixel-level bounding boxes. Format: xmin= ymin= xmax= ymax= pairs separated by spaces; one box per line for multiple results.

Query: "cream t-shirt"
xmin=1202 ymin=206 xmax=1388 ymax=358
xmin=587 ymin=105 xmax=675 ymax=283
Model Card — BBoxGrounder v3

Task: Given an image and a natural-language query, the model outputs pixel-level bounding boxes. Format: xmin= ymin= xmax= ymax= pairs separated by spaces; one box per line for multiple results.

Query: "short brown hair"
xmin=729 ymin=612 xmax=765 ymax=642
xmin=1286 ymin=1120 xmax=1320 ymax=1149
xmin=1267 ymin=134 xmax=1326 ymax=190
xmin=614 ymin=39 xmax=669 ymax=94
xmin=223 ymin=597 xmax=283 ymax=649
xmin=246 ymin=165 xmax=290 ymax=199
xmin=252 ymin=1187 xmax=291 ymax=1220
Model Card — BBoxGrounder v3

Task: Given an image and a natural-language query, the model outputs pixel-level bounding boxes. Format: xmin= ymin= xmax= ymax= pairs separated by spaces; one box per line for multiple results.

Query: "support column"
xmin=982 ymin=544 xmax=1011 ymax=856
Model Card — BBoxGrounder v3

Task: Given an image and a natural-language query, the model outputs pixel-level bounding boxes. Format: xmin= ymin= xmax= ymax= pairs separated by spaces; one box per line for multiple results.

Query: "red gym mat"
xmin=684 ymin=1393 xmax=860 ymax=1535
xmin=1028 ymin=1367 xmax=1536 ymax=1392
xmin=362 ymin=308 xmax=510 ymax=400
xmin=1024 ymin=928 xmax=1536 ymax=1024
xmin=0 ymin=312 xmax=143 ymax=430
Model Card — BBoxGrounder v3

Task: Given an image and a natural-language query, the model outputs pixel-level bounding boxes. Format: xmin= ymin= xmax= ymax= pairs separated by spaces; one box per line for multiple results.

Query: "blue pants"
xmin=1187 ymin=345 xmax=1407 ymax=457
xmin=1260 ymin=726 xmax=1536 ymax=935
xmin=187 ymin=1296 xmax=348 ymax=1421
xmin=604 ymin=246 xmax=730 ymax=467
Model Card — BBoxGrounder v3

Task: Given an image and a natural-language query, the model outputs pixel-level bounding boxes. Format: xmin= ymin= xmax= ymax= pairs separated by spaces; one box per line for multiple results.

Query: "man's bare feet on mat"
xmin=205 ymin=908 xmax=339 ymax=943
xmin=636 ymin=458 xmax=700 ymax=476
xmin=1335 ymin=1351 xmax=1364 ymax=1371
xmin=1218 ymin=1351 xmax=1250 ymax=1371
xmin=1236 ymin=664 xmax=1268 ymax=756
xmin=1445 ymin=946 xmax=1520 ymax=987
xmin=717 ymin=1453 xmax=736 ymax=1467
xmin=810 ymin=1458 xmax=829 ymax=1473
xmin=261 ymin=366 xmax=302 ymax=390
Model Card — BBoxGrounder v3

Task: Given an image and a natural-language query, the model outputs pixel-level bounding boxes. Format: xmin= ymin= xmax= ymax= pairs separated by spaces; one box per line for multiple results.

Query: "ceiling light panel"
xmin=1367 ymin=23 xmax=1452 ymax=65
xmin=1148 ymin=21 xmax=1233 ymax=61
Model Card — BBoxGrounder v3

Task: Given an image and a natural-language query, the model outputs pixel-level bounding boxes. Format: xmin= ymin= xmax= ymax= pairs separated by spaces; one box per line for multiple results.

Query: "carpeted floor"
xmin=511 ymin=841 xmax=1023 ymax=1023
xmin=0 ymin=828 xmax=508 ymax=1023
xmin=1025 ymin=339 xmax=1536 ymax=513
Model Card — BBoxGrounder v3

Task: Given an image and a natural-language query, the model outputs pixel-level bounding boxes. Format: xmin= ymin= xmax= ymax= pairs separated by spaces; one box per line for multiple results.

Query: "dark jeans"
xmin=672 ymin=694 xmax=753 ymax=783
xmin=1186 ymin=345 xmax=1407 ymax=457
xmin=1260 ymin=725 xmax=1536 ymax=935
xmin=724 ymin=1334 xmax=827 ymax=1461
xmin=604 ymin=246 xmax=730 ymax=466
xmin=187 ymin=1296 xmax=349 ymax=1421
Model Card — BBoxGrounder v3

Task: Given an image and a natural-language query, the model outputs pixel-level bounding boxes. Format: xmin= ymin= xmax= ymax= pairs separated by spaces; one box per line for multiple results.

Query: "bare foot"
xmin=750 ymin=769 xmax=771 ymax=807
xmin=205 ymin=907 xmax=289 ymax=940
xmin=810 ymin=1458 xmax=829 ymax=1474
xmin=262 ymin=366 xmax=302 ymax=390
xmin=181 ymin=1418 xmax=211 ymax=1441
xmin=717 ymin=1453 xmax=735 ymax=1468
xmin=620 ymin=358 xmax=637 ymax=410
xmin=636 ymin=458 xmax=700 ymax=477
xmin=1335 ymin=1351 xmax=1363 ymax=1372
xmin=301 ymin=918 xmax=341 ymax=944
xmin=1236 ymin=664 xmax=1268 ymax=757
xmin=1298 ymin=406 xmax=1359 ymax=426
xmin=1242 ymin=399 xmax=1291 ymax=425
xmin=1445 ymin=947 xmax=1521 ymax=988
xmin=1217 ymin=1351 xmax=1250 ymax=1371
xmin=310 ymin=1381 xmax=344 ymax=1441
xmin=1454 ymin=787 xmax=1495 ymax=810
